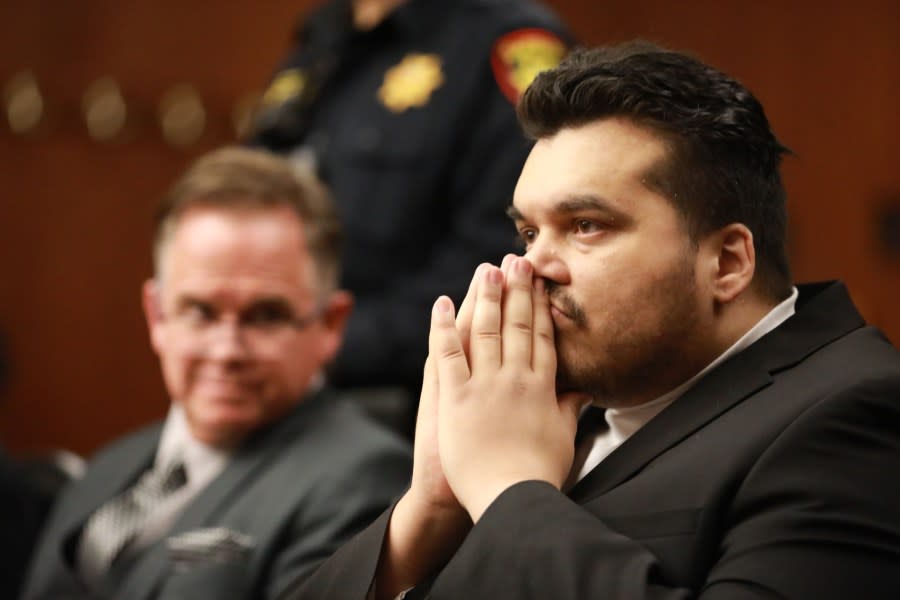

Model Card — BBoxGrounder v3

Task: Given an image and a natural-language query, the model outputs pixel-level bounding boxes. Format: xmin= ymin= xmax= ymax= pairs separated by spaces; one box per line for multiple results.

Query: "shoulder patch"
xmin=490 ymin=28 xmax=567 ymax=104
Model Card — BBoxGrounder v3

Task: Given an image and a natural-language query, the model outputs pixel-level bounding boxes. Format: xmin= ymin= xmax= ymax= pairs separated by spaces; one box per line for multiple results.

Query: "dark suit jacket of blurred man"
xmin=23 ymin=388 xmax=411 ymax=600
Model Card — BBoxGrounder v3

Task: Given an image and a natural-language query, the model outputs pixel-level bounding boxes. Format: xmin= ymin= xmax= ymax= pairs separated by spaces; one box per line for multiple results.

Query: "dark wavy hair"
xmin=519 ymin=41 xmax=792 ymax=300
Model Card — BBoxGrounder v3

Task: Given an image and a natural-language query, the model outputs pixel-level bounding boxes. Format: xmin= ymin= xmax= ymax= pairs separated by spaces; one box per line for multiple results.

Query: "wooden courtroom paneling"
xmin=1 ymin=1 xmax=897 ymax=456
xmin=0 ymin=1 xmax=317 ymax=455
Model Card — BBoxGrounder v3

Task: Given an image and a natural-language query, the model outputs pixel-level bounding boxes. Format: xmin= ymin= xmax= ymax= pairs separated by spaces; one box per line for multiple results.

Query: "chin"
xmin=187 ymin=402 xmax=259 ymax=442
xmin=195 ymin=417 xmax=257 ymax=447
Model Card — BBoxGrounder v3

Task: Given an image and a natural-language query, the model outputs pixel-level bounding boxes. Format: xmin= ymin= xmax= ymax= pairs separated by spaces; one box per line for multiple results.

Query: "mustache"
xmin=545 ymin=282 xmax=588 ymax=328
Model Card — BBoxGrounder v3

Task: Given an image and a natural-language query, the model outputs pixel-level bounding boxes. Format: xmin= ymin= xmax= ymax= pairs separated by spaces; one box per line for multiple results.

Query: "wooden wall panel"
xmin=0 ymin=1 xmax=318 ymax=455
xmin=1 ymin=1 xmax=897 ymax=456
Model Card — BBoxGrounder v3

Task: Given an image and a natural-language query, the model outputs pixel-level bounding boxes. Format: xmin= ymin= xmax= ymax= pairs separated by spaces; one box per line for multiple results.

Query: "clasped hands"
xmin=377 ymin=256 xmax=591 ymax=597
xmin=412 ymin=255 xmax=591 ymax=524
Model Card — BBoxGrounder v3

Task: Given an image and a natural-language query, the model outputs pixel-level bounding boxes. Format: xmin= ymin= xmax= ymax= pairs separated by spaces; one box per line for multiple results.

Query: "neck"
xmin=713 ymin=292 xmax=778 ymax=354
xmin=352 ymin=0 xmax=406 ymax=30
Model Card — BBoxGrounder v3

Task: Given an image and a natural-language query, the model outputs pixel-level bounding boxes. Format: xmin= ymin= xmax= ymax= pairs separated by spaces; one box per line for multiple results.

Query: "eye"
xmin=575 ymin=219 xmax=602 ymax=234
xmin=179 ymin=301 xmax=217 ymax=325
xmin=243 ymin=301 xmax=294 ymax=329
xmin=516 ymin=227 xmax=538 ymax=249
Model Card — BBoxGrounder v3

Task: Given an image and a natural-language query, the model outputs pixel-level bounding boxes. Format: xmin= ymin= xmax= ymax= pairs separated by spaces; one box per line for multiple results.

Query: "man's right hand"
xmin=373 ymin=264 xmax=496 ymax=598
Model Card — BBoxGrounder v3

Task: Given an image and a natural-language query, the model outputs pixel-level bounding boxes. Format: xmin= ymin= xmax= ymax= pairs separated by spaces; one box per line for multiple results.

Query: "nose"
xmin=204 ymin=319 xmax=251 ymax=361
xmin=524 ymin=235 xmax=570 ymax=286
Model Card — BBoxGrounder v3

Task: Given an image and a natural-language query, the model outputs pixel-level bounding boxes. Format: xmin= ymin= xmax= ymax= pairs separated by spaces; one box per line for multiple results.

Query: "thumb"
xmin=414 ymin=356 xmax=439 ymax=441
xmin=429 ymin=295 xmax=470 ymax=390
xmin=418 ymin=355 xmax=437 ymax=410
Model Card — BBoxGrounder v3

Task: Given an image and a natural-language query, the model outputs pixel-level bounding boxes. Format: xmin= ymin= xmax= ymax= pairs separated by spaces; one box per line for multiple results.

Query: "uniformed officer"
xmin=252 ymin=0 xmax=573 ymax=435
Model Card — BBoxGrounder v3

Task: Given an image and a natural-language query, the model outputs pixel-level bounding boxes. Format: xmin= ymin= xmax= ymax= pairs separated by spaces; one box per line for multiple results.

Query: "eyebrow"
xmin=244 ymin=296 xmax=296 ymax=312
xmin=507 ymin=194 xmax=629 ymax=223
xmin=173 ymin=294 xmax=295 ymax=312
xmin=174 ymin=294 xmax=211 ymax=309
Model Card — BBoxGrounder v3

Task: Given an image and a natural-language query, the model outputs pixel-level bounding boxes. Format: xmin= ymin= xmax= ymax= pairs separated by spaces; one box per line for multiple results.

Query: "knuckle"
xmin=509 ymin=319 xmax=533 ymax=334
xmin=474 ymin=330 xmax=501 ymax=342
xmin=509 ymin=277 xmax=532 ymax=291
xmin=536 ymin=329 xmax=554 ymax=345
xmin=439 ymin=346 xmax=466 ymax=361
xmin=510 ymin=378 xmax=530 ymax=397
xmin=479 ymin=283 xmax=502 ymax=301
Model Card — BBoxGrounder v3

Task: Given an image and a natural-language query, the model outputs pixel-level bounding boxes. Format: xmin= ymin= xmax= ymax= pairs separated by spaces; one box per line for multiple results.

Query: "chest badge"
xmin=378 ymin=53 xmax=444 ymax=113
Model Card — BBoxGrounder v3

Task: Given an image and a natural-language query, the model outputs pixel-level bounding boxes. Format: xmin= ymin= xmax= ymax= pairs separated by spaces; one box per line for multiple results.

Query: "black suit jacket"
xmin=22 ymin=389 xmax=412 ymax=600
xmin=293 ymin=282 xmax=900 ymax=599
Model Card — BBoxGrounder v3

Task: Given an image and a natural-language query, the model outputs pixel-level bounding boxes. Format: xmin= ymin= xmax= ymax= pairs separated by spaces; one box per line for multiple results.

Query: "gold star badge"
xmin=378 ymin=53 xmax=444 ymax=113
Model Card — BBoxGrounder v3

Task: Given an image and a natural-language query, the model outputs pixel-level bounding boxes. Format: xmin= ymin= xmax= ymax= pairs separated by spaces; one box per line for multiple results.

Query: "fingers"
xmin=468 ymin=267 xmax=503 ymax=370
xmin=501 ymin=257 xmax=535 ymax=366
xmin=418 ymin=355 xmax=438 ymax=414
xmin=430 ymin=296 xmax=470 ymax=391
xmin=439 ymin=254 xmax=539 ymax=379
xmin=456 ymin=264 xmax=489 ymax=358
xmin=531 ymin=277 xmax=556 ymax=374
xmin=500 ymin=253 xmax=516 ymax=282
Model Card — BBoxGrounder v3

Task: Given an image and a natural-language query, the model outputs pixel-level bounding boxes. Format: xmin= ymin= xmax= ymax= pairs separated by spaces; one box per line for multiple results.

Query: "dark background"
xmin=1 ymin=0 xmax=898 ymax=456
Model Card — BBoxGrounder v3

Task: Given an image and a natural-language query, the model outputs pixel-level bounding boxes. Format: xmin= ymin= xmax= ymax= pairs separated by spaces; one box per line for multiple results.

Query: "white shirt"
xmin=576 ymin=287 xmax=799 ymax=482
xmin=124 ymin=402 xmax=232 ymax=554
xmin=95 ymin=373 xmax=325 ymax=568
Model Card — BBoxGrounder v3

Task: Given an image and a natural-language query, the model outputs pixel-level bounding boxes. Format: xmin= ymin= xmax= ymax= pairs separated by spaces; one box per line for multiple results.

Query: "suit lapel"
xmin=114 ymin=388 xmax=332 ymax=600
xmin=568 ymin=350 xmax=772 ymax=502
xmin=112 ymin=449 xmax=279 ymax=600
xmin=569 ymin=281 xmax=864 ymax=503
xmin=58 ymin=427 xmax=160 ymax=561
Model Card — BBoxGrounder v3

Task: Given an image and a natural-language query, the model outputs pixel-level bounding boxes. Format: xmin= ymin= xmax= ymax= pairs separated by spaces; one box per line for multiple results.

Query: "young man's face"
xmin=511 ymin=117 xmax=714 ymax=408
xmin=144 ymin=205 xmax=347 ymax=447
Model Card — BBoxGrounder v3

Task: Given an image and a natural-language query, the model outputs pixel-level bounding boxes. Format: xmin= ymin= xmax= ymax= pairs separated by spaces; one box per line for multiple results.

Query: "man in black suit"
xmin=291 ymin=42 xmax=900 ymax=598
xmin=22 ymin=148 xmax=411 ymax=599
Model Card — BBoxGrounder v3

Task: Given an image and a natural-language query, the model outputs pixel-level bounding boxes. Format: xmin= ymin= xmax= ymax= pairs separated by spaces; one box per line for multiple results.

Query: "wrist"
xmin=375 ymin=492 xmax=471 ymax=597
xmin=462 ymin=475 xmax=562 ymax=523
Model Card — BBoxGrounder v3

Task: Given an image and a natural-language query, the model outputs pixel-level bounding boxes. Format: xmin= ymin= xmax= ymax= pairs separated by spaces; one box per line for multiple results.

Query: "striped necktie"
xmin=77 ymin=459 xmax=188 ymax=586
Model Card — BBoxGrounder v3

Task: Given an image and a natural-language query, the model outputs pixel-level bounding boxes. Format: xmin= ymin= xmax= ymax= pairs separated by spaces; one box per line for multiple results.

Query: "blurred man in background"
xmin=252 ymin=0 xmax=572 ymax=435
xmin=23 ymin=147 xmax=411 ymax=599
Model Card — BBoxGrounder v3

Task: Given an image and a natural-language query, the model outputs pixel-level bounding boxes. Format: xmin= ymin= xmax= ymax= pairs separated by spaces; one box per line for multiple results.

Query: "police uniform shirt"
xmin=254 ymin=0 xmax=573 ymax=396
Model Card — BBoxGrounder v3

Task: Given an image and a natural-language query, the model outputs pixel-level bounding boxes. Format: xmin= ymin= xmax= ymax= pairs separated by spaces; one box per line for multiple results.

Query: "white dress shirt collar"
xmin=578 ymin=287 xmax=799 ymax=480
xmin=155 ymin=402 xmax=231 ymax=490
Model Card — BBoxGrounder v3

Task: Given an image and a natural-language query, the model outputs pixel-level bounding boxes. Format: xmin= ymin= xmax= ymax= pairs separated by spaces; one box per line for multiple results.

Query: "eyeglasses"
xmin=160 ymin=298 xmax=324 ymax=351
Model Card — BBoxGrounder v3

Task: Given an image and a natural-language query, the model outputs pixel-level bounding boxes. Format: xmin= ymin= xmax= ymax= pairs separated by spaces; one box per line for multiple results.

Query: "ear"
xmin=142 ymin=279 xmax=165 ymax=355
xmin=317 ymin=290 xmax=354 ymax=363
xmin=702 ymin=223 xmax=755 ymax=304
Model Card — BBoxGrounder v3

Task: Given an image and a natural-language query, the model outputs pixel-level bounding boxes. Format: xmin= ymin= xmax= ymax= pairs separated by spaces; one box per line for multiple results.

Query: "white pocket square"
xmin=167 ymin=527 xmax=255 ymax=570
